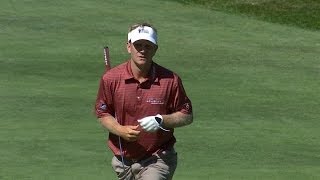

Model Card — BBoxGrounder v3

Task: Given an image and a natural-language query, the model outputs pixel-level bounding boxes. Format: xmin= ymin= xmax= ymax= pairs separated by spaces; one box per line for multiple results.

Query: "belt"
xmin=115 ymin=147 xmax=174 ymax=165
xmin=115 ymin=154 xmax=152 ymax=165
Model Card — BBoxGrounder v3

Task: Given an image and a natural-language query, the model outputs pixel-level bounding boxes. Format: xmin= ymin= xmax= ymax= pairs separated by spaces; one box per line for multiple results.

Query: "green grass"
xmin=1 ymin=0 xmax=320 ymax=179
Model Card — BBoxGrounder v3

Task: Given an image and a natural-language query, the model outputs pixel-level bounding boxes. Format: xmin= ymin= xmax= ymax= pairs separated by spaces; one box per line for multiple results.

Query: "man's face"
xmin=127 ymin=39 xmax=158 ymax=67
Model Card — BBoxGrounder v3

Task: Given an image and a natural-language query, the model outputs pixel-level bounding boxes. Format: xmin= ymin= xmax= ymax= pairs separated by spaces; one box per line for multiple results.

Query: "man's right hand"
xmin=119 ymin=125 xmax=140 ymax=142
xmin=99 ymin=116 xmax=141 ymax=142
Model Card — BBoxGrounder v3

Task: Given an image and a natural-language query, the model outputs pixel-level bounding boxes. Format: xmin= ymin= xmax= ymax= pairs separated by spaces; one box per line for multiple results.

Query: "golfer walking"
xmin=95 ymin=22 xmax=193 ymax=180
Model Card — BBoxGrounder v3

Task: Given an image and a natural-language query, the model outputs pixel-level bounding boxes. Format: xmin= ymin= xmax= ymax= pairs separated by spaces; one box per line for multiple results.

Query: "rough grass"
xmin=167 ymin=0 xmax=320 ymax=30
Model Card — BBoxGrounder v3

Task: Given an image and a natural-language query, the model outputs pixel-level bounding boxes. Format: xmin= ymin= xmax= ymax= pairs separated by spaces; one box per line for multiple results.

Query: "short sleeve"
xmin=170 ymin=75 xmax=192 ymax=114
xmin=94 ymin=76 xmax=115 ymax=118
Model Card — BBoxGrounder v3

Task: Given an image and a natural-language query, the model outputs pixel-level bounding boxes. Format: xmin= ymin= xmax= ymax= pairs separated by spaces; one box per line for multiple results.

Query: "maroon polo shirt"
xmin=95 ymin=60 xmax=192 ymax=160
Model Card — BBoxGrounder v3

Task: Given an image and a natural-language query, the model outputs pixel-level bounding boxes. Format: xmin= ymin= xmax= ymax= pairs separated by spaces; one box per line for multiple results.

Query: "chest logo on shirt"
xmin=146 ymin=97 xmax=164 ymax=105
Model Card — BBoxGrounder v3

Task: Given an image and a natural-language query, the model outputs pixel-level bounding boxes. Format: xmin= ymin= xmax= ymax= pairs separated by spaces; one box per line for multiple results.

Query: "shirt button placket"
xmin=136 ymin=84 xmax=142 ymax=105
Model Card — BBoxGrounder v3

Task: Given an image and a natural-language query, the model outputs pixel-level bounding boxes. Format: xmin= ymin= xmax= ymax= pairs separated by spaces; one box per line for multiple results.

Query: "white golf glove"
xmin=137 ymin=114 xmax=169 ymax=132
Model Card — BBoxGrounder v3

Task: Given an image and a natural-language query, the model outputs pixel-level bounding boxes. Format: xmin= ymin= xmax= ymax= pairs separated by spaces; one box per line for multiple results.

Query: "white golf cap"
xmin=128 ymin=26 xmax=157 ymax=45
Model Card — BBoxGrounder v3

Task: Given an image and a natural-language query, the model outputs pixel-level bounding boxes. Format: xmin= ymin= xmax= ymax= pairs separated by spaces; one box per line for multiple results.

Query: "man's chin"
xmin=138 ymin=57 xmax=147 ymax=61
xmin=137 ymin=58 xmax=150 ymax=64
xmin=134 ymin=59 xmax=152 ymax=67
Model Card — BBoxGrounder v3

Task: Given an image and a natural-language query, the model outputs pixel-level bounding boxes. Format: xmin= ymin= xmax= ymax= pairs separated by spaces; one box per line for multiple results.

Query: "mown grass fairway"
xmin=1 ymin=0 xmax=320 ymax=179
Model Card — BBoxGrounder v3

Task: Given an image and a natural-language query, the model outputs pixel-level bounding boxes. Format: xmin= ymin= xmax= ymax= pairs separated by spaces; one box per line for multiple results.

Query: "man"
xmin=95 ymin=22 xmax=193 ymax=180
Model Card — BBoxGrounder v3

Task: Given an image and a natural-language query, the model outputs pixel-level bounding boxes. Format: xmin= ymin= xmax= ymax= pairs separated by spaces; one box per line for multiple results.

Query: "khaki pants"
xmin=111 ymin=148 xmax=177 ymax=180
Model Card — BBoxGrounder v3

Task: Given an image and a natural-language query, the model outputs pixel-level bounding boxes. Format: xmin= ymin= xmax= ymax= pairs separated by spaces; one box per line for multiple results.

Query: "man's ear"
xmin=126 ymin=42 xmax=131 ymax=53
xmin=152 ymin=45 xmax=158 ymax=55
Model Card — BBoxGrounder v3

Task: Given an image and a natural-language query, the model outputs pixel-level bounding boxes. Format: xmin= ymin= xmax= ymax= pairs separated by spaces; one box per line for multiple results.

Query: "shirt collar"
xmin=123 ymin=60 xmax=159 ymax=83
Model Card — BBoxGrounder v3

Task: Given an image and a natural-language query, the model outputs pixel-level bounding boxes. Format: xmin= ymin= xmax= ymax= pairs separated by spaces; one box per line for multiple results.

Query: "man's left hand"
xmin=137 ymin=114 xmax=163 ymax=132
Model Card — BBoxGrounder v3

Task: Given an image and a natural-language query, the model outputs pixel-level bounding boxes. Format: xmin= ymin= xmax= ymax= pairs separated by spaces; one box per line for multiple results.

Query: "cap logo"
xmin=138 ymin=28 xmax=149 ymax=34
